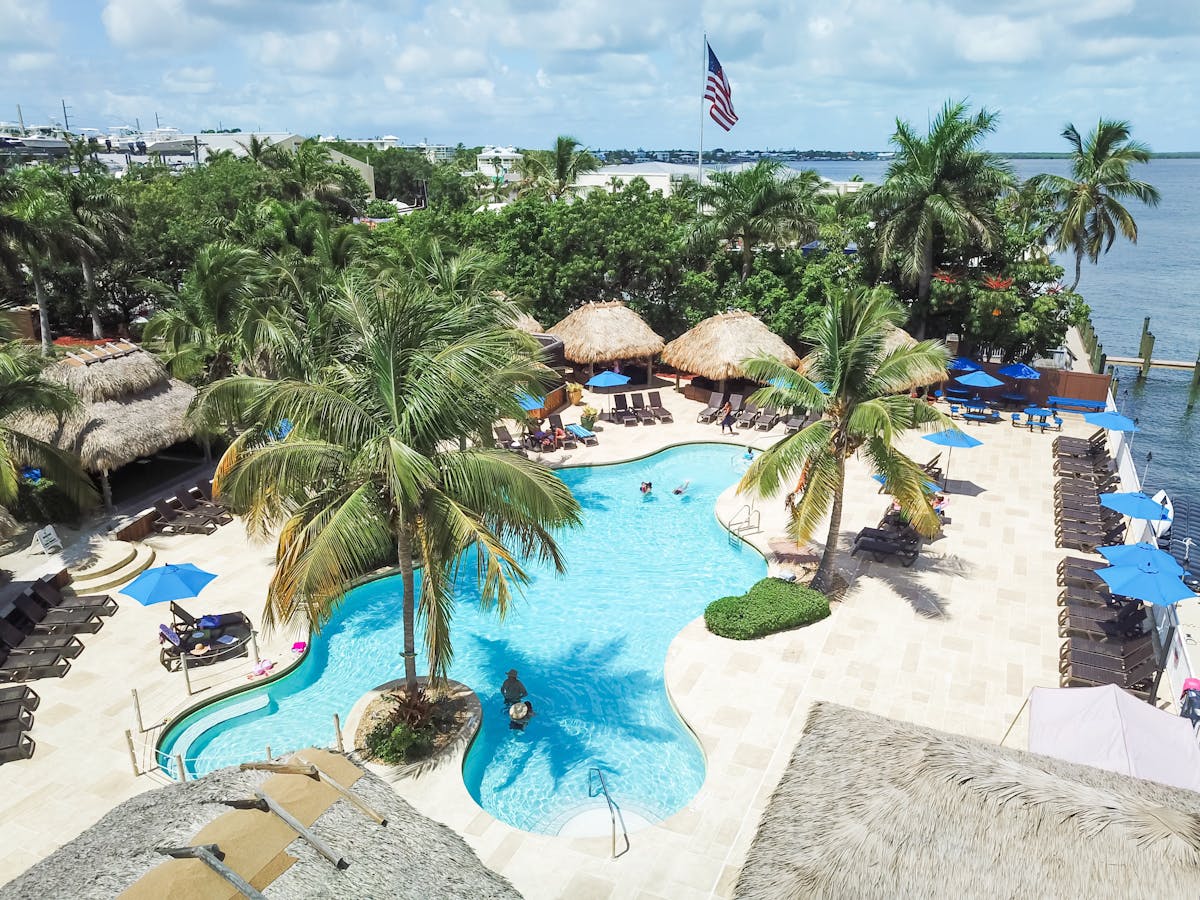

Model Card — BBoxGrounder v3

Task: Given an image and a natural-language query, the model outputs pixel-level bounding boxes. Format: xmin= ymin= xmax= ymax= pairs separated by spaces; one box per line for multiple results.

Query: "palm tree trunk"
xmin=812 ymin=455 xmax=846 ymax=593
xmin=32 ymin=268 xmax=52 ymax=356
xmin=741 ymin=238 xmax=754 ymax=280
xmin=1070 ymin=248 xmax=1083 ymax=292
xmin=913 ymin=235 xmax=934 ymax=340
xmin=396 ymin=526 xmax=419 ymax=693
xmin=80 ymin=256 xmax=103 ymax=339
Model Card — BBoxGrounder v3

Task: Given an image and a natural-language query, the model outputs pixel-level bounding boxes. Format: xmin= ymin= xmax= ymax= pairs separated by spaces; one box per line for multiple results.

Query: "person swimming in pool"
xmin=640 ymin=481 xmax=652 ymax=494
xmin=672 ymin=481 xmax=689 ymax=495
xmin=509 ymin=701 xmax=535 ymax=731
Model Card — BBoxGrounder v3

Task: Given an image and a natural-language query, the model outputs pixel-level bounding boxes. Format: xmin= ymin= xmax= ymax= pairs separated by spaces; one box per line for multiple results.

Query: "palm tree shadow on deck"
xmin=462 ymin=633 xmax=680 ymax=795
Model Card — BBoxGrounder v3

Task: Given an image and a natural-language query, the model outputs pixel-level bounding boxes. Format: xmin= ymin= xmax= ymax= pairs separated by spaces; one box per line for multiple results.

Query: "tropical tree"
xmin=1028 ymin=120 xmax=1160 ymax=291
xmin=272 ymin=139 xmax=363 ymax=214
xmin=57 ymin=170 xmax=131 ymax=338
xmin=515 ymin=135 xmax=600 ymax=201
xmin=692 ymin=159 xmax=822 ymax=280
xmin=194 ymin=272 xmax=580 ymax=694
xmin=737 ymin=286 xmax=950 ymax=591
xmin=0 ymin=333 xmax=98 ymax=509
xmin=863 ymin=100 xmax=1014 ymax=337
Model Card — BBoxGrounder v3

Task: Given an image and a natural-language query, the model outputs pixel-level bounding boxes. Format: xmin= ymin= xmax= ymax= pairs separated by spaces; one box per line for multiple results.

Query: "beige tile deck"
xmin=0 ymin=380 xmax=1165 ymax=897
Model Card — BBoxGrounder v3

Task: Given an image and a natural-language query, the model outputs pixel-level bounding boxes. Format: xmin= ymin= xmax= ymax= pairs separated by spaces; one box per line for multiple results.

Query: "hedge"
xmin=704 ymin=577 xmax=830 ymax=640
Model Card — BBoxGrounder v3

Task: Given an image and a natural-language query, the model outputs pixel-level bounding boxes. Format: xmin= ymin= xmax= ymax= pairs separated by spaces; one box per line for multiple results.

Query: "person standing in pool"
xmin=719 ymin=401 xmax=735 ymax=434
xmin=640 ymin=481 xmax=652 ymax=494
xmin=501 ymin=669 xmax=527 ymax=704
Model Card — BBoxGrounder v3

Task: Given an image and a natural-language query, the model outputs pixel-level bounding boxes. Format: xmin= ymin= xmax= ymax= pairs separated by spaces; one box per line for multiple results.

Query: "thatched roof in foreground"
xmin=735 ymin=703 xmax=1200 ymax=899
xmin=12 ymin=345 xmax=195 ymax=473
xmin=661 ymin=310 xmax=799 ymax=381
xmin=547 ymin=300 xmax=664 ymax=364
xmin=5 ymin=752 xmax=519 ymax=900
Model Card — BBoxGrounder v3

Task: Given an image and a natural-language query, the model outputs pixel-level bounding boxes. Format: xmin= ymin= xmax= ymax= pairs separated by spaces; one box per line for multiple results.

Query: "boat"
xmin=1151 ymin=489 xmax=1174 ymax=539
xmin=17 ymin=124 xmax=70 ymax=152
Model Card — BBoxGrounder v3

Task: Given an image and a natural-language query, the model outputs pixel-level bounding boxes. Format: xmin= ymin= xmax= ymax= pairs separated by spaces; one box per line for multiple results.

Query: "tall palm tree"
xmin=0 ymin=333 xmax=98 ymax=509
xmin=56 ymin=170 xmax=130 ymax=338
xmin=863 ymin=100 xmax=1014 ymax=337
xmin=142 ymin=241 xmax=268 ymax=381
xmin=1028 ymin=120 xmax=1160 ymax=291
xmin=194 ymin=273 xmax=580 ymax=693
xmin=515 ymin=136 xmax=599 ymax=201
xmin=274 ymin=139 xmax=357 ymax=214
xmin=237 ymin=135 xmax=279 ymax=168
xmin=737 ymin=286 xmax=950 ymax=592
xmin=692 ymin=160 xmax=822 ymax=279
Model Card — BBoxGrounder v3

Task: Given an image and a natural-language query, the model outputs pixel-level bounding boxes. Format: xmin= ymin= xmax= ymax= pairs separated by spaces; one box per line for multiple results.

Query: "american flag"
xmin=705 ymin=42 xmax=738 ymax=131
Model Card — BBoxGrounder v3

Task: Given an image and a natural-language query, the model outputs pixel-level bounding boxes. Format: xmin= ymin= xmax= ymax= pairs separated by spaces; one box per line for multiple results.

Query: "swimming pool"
xmin=160 ymin=443 xmax=765 ymax=833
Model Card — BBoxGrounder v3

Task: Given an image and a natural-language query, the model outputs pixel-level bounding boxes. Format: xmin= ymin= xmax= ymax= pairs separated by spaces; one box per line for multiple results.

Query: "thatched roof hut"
xmin=882 ymin=323 xmax=917 ymax=354
xmin=6 ymin=750 xmax=520 ymax=899
xmin=661 ymin=310 xmax=798 ymax=383
xmin=735 ymin=703 xmax=1200 ymax=898
xmin=547 ymin=300 xmax=664 ymax=366
xmin=12 ymin=342 xmax=196 ymax=508
xmin=513 ymin=312 xmax=544 ymax=334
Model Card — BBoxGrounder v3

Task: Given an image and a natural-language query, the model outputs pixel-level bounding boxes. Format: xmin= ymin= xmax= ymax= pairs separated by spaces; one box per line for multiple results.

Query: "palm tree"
xmin=737 ymin=286 xmax=950 ymax=592
xmin=56 ymin=170 xmax=130 ymax=338
xmin=863 ymin=100 xmax=1014 ymax=337
xmin=515 ymin=136 xmax=599 ymax=201
xmin=1028 ymin=120 xmax=1160 ymax=291
xmin=142 ymin=241 xmax=268 ymax=380
xmin=274 ymin=139 xmax=357 ymax=214
xmin=0 ymin=332 xmax=98 ymax=510
xmin=692 ymin=160 xmax=822 ymax=279
xmin=194 ymin=272 xmax=580 ymax=693
xmin=237 ymin=135 xmax=278 ymax=168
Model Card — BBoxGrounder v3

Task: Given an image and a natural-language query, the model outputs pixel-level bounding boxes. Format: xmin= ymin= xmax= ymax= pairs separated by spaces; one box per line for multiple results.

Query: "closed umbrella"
xmin=922 ymin=428 xmax=983 ymax=491
xmin=1098 ymin=542 xmax=1184 ymax=576
xmin=1084 ymin=411 xmax=1139 ymax=432
xmin=121 ymin=563 xmax=217 ymax=607
xmin=1099 ymin=491 xmax=1171 ymax=523
xmin=955 ymin=370 xmax=1004 ymax=389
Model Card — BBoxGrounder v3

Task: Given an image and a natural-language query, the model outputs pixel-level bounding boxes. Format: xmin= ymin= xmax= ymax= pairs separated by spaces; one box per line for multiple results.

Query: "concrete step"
xmin=70 ymin=543 xmax=156 ymax=593
xmin=69 ymin=541 xmax=137 ymax=586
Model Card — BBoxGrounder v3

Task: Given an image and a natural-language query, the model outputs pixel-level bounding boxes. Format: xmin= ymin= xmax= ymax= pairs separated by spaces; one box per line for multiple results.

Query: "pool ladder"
xmin=728 ymin=504 xmax=761 ymax=537
xmin=587 ymin=767 xmax=630 ymax=858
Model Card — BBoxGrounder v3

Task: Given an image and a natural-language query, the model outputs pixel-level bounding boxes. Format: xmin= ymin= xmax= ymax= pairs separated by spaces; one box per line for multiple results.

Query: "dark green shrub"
xmin=364 ymin=720 xmax=436 ymax=764
xmin=9 ymin=478 xmax=82 ymax=527
xmin=704 ymin=577 xmax=830 ymax=640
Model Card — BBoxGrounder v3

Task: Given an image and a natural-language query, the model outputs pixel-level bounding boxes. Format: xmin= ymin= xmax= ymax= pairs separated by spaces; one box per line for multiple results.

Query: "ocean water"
xmin=159 ymin=443 xmax=766 ymax=832
xmin=795 ymin=157 xmax=1200 ymax=515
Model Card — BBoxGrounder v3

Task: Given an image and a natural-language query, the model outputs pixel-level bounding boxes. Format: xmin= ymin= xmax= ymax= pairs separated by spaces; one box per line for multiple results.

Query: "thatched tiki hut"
xmin=661 ymin=310 xmax=799 ymax=392
xmin=735 ymin=702 xmax=1200 ymax=897
xmin=15 ymin=342 xmax=196 ymax=511
xmin=547 ymin=300 xmax=665 ymax=382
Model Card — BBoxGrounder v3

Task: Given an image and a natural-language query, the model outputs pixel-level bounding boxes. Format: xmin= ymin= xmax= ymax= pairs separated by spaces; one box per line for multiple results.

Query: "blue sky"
xmin=3 ymin=0 xmax=1198 ymax=151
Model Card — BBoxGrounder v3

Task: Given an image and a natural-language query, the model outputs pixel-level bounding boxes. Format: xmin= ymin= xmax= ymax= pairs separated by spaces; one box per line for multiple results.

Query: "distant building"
xmin=321 ymin=136 xmax=455 ymax=163
xmin=477 ymin=146 xmax=524 ymax=184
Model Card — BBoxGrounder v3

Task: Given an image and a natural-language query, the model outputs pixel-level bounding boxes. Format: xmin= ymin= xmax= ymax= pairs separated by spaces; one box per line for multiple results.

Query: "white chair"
xmin=32 ymin=525 xmax=63 ymax=555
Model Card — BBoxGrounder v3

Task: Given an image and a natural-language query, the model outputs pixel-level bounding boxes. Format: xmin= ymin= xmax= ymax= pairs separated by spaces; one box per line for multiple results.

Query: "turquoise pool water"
xmin=160 ymin=443 xmax=765 ymax=832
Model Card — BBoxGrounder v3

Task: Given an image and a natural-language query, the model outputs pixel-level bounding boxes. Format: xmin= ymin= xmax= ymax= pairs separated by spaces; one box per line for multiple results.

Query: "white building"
xmin=477 ymin=146 xmax=525 ymax=184
xmin=321 ymin=136 xmax=455 ymax=163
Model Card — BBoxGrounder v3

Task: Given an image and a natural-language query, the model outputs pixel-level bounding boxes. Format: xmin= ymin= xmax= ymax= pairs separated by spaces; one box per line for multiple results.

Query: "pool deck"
xmin=0 ymin=380 xmax=1171 ymax=895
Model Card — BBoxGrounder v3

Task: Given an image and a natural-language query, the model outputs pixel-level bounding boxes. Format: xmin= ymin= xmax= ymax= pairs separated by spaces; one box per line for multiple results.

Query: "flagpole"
xmin=697 ymin=32 xmax=705 ymax=210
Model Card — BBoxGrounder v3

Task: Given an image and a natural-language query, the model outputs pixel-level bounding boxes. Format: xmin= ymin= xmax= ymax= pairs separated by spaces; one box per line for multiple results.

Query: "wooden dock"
xmin=1107 ymin=356 xmax=1197 ymax=371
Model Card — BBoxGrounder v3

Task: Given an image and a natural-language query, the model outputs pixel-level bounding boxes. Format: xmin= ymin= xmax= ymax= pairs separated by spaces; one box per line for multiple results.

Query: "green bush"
xmin=9 ymin=478 xmax=82 ymax=527
xmin=364 ymin=720 xmax=435 ymax=764
xmin=704 ymin=577 xmax=830 ymax=640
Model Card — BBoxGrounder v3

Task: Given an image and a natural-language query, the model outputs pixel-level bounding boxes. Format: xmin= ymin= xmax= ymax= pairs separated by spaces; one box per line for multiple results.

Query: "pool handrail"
xmin=587 ymin=766 xmax=630 ymax=859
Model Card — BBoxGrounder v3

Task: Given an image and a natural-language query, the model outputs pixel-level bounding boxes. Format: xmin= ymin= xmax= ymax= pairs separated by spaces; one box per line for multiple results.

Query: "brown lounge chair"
xmin=30 ymin=580 xmax=117 ymax=616
xmin=153 ymin=501 xmax=218 ymax=536
xmin=0 ymin=685 xmax=39 ymax=710
xmin=5 ymin=594 xmax=104 ymax=635
xmin=176 ymin=486 xmax=232 ymax=524
xmin=612 ymin=395 xmax=640 ymax=426
xmin=547 ymin=415 xmax=578 ymax=448
xmin=0 ymin=619 xmax=84 ymax=657
xmin=630 ymin=394 xmax=657 ymax=424
xmin=0 ymin=713 xmax=36 ymax=764
xmin=646 ymin=391 xmax=673 ymax=423
xmin=697 ymin=392 xmax=726 ymax=423
xmin=0 ymin=647 xmax=71 ymax=682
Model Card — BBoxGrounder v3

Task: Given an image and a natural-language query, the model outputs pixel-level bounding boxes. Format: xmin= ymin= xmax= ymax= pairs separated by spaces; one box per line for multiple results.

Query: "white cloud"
xmin=163 ymin=65 xmax=217 ymax=94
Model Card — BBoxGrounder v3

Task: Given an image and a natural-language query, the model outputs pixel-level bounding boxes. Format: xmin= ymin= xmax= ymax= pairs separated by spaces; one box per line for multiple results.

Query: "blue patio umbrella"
xmin=814 ymin=381 xmax=831 ymax=395
xmin=948 ymin=356 xmax=981 ymax=372
xmin=516 ymin=393 xmax=546 ymax=412
xmin=922 ymin=428 xmax=983 ymax=490
xmin=955 ymin=370 xmax=1004 ymax=389
xmin=585 ymin=369 xmax=630 ymax=388
xmin=1098 ymin=542 xmax=1184 ymax=576
xmin=121 ymin=563 xmax=217 ymax=607
xmin=871 ymin=473 xmax=940 ymax=494
xmin=1099 ymin=491 xmax=1171 ymax=523
xmin=998 ymin=362 xmax=1040 ymax=380
xmin=1084 ymin=410 xmax=1138 ymax=432
xmin=1097 ymin=561 xmax=1194 ymax=606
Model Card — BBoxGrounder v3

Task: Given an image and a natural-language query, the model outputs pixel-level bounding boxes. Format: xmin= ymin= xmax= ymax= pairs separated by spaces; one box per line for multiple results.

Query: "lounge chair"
xmin=547 ymin=415 xmax=578 ymax=448
xmin=0 ymin=685 xmax=39 ymax=710
xmin=850 ymin=536 xmax=919 ymax=567
xmin=494 ymin=425 xmax=527 ymax=454
xmin=784 ymin=412 xmax=806 ymax=434
xmin=629 ymin=394 xmax=657 ymax=424
xmin=736 ymin=400 xmax=760 ymax=427
xmin=0 ymin=620 xmax=83 ymax=657
xmin=176 ymin=487 xmax=232 ymax=524
xmin=191 ymin=479 xmax=221 ymax=503
xmin=755 ymin=405 xmax=780 ymax=431
xmin=30 ymin=580 xmax=117 ymax=616
xmin=153 ymin=501 xmax=218 ymax=536
xmin=697 ymin=392 xmax=725 ymax=423
xmin=0 ymin=710 xmax=35 ymax=763
xmin=160 ymin=604 xmax=252 ymax=672
xmin=726 ymin=393 xmax=745 ymax=416
xmin=0 ymin=647 xmax=71 ymax=681
xmin=6 ymin=594 xmax=104 ymax=635
xmin=647 ymin=392 xmax=673 ymax=423
xmin=565 ymin=424 xmax=598 ymax=446
xmin=612 ymin=395 xmax=640 ymax=426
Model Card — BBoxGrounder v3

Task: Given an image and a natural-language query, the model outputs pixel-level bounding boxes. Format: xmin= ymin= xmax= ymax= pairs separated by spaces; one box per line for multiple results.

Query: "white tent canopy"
xmin=1029 ymin=684 xmax=1200 ymax=792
